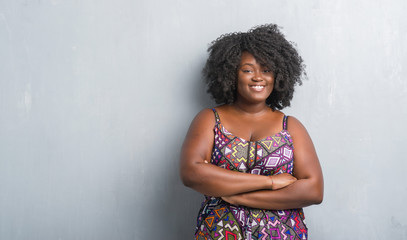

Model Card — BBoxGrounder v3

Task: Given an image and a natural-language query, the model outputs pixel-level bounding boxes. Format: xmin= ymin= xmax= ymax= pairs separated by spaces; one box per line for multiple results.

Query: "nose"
xmin=252 ymin=72 xmax=263 ymax=81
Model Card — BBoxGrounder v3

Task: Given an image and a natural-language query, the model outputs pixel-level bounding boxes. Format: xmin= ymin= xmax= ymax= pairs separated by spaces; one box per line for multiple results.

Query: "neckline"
xmin=216 ymin=121 xmax=289 ymax=143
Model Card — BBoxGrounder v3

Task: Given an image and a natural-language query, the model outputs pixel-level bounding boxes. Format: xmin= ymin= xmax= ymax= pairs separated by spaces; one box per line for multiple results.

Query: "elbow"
xmin=311 ymin=184 xmax=324 ymax=205
xmin=305 ymin=189 xmax=323 ymax=206
xmin=305 ymin=178 xmax=323 ymax=205
xmin=180 ymin=164 xmax=202 ymax=189
xmin=181 ymin=172 xmax=195 ymax=188
xmin=313 ymin=191 xmax=323 ymax=205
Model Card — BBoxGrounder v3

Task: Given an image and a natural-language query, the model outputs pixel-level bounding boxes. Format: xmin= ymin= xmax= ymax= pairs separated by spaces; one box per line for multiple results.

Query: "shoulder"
xmin=285 ymin=115 xmax=312 ymax=140
xmin=188 ymin=108 xmax=217 ymax=130
xmin=272 ymin=110 xmax=285 ymax=119
xmin=194 ymin=108 xmax=215 ymax=121
xmin=286 ymin=115 xmax=302 ymax=128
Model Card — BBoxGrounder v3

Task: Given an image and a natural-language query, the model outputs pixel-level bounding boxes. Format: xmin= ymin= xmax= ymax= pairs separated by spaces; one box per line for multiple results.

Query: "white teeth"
xmin=251 ymin=86 xmax=264 ymax=89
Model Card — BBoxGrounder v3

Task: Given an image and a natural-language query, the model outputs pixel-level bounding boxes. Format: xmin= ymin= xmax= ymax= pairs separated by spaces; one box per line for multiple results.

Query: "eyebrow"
xmin=240 ymin=63 xmax=255 ymax=67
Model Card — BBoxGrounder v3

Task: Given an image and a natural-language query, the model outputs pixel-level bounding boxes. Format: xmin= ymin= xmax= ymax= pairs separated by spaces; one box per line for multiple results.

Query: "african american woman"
xmin=180 ymin=24 xmax=323 ymax=240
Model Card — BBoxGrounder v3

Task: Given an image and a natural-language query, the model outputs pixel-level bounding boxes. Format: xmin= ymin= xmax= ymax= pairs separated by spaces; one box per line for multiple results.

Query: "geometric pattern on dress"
xmin=196 ymin=199 xmax=244 ymax=240
xmin=220 ymin=138 xmax=249 ymax=172
xmin=251 ymin=144 xmax=294 ymax=176
xmin=195 ymin=109 xmax=307 ymax=240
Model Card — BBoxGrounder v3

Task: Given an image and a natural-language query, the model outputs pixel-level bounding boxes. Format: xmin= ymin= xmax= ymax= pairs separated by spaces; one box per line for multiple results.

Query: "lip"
xmin=249 ymin=85 xmax=266 ymax=92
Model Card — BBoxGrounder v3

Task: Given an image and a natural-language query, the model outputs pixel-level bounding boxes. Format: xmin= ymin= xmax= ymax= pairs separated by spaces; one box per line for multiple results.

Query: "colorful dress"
xmin=195 ymin=108 xmax=307 ymax=240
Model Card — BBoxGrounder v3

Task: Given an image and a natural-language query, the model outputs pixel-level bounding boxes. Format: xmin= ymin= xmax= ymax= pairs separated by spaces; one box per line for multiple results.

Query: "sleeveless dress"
xmin=195 ymin=108 xmax=307 ymax=240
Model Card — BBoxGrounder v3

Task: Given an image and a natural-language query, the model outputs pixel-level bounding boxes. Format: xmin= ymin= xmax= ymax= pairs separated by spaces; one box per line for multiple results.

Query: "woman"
xmin=180 ymin=24 xmax=323 ymax=240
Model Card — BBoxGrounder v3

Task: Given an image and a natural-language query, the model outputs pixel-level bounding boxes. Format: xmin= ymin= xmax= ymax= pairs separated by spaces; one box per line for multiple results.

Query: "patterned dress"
xmin=195 ymin=108 xmax=307 ymax=240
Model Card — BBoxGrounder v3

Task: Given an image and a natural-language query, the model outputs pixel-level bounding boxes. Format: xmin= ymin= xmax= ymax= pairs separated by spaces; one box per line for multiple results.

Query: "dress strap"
xmin=282 ymin=115 xmax=288 ymax=130
xmin=212 ymin=108 xmax=220 ymax=123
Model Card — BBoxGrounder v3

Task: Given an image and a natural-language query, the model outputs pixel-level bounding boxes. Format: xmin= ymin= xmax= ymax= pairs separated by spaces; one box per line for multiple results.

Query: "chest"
xmin=221 ymin=117 xmax=282 ymax=142
xmin=211 ymin=124 xmax=294 ymax=175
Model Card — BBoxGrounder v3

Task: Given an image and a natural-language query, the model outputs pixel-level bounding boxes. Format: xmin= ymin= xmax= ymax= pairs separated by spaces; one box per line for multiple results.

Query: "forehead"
xmin=240 ymin=51 xmax=256 ymax=62
xmin=239 ymin=51 xmax=266 ymax=66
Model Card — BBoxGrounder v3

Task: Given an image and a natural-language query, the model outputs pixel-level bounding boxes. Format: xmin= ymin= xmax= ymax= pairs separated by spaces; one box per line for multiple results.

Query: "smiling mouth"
xmin=249 ymin=85 xmax=265 ymax=90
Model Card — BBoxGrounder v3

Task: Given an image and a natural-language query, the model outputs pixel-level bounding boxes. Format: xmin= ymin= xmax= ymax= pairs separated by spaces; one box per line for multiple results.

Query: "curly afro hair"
xmin=203 ymin=24 xmax=306 ymax=110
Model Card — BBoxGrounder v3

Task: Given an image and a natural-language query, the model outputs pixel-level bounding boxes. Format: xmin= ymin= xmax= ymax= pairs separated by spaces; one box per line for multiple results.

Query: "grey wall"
xmin=1 ymin=0 xmax=406 ymax=239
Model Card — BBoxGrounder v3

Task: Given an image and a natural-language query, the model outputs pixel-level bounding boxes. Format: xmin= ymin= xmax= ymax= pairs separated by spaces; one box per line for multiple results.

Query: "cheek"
xmin=236 ymin=76 xmax=247 ymax=89
xmin=237 ymin=73 xmax=248 ymax=83
xmin=236 ymin=82 xmax=245 ymax=95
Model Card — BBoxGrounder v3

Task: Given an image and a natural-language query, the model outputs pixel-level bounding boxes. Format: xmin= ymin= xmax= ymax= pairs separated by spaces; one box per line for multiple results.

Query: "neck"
xmin=231 ymin=100 xmax=270 ymax=115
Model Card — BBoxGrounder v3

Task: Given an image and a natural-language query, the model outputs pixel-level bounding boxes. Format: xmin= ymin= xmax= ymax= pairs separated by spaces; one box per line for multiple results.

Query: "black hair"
xmin=203 ymin=24 xmax=306 ymax=110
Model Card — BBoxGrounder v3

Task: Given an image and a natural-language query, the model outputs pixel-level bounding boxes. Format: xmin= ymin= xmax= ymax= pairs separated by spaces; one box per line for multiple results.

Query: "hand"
xmin=270 ymin=173 xmax=297 ymax=190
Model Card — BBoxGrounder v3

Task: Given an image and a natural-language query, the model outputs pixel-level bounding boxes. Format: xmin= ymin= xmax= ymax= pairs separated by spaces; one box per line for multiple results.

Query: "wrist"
xmin=267 ymin=175 xmax=274 ymax=190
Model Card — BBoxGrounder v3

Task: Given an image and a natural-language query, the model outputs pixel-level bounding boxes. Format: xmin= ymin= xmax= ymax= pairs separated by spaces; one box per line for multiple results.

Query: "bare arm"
xmin=222 ymin=116 xmax=324 ymax=209
xmin=180 ymin=109 xmax=295 ymax=197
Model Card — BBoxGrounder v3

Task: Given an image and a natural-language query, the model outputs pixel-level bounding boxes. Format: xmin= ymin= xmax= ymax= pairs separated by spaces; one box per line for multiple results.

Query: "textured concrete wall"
xmin=1 ymin=0 xmax=406 ymax=239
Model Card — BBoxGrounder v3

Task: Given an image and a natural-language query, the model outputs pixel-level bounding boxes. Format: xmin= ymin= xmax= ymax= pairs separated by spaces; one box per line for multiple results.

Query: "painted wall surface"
xmin=1 ymin=0 xmax=406 ymax=239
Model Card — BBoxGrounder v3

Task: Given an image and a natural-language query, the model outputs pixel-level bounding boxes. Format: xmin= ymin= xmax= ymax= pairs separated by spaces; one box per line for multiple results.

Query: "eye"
xmin=242 ymin=69 xmax=252 ymax=73
xmin=263 ymin=69 xmax=272 ymax=73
